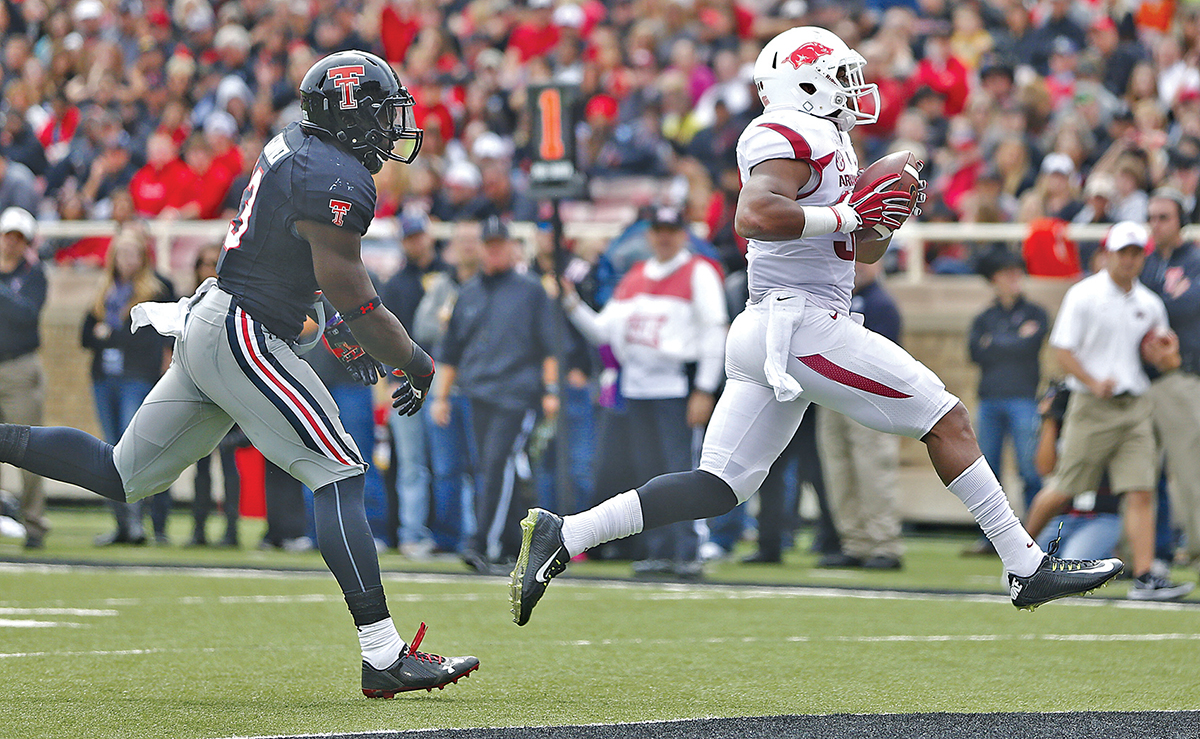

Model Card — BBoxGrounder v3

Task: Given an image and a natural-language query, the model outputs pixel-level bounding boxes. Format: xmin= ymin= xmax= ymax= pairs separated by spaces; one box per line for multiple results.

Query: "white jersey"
xmin=735 ymin=108 xmax=859 ymax=313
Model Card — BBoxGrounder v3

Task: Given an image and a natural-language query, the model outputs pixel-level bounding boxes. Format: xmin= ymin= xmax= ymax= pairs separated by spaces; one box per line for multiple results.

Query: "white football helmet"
xmin=753 ymin=26 xmax=879 ymax=131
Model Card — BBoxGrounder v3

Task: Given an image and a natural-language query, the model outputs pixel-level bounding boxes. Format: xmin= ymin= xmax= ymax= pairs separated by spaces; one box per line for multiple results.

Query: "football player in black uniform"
xmin=0 ymin=51 xmax=479 ymax=697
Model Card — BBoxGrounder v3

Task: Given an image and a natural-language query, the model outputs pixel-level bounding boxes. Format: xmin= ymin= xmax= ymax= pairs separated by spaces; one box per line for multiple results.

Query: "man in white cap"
xmin=0 ymin=207 xmax=47 ymax=549
xmin=1024 ymin=221 xmax=1194 ymax=600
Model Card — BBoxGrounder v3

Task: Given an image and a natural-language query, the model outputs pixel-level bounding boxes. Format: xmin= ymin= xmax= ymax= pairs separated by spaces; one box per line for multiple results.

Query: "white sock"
xmin=560 ymin=490 xmax=644 ymax=557
xmin=358 ymin=618 xmax=406 ymax=670
xmin=947 ymin=457 xmax=1044 ymax=577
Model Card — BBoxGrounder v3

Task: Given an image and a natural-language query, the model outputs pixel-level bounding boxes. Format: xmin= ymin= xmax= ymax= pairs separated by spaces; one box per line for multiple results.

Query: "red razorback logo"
xmin=330 ymin=199 xmax=352 ymax=226
xmin=328 ymin=65 xmax=365 ymax=109
xmin=786 ymin=42 xmax=834 ymax=69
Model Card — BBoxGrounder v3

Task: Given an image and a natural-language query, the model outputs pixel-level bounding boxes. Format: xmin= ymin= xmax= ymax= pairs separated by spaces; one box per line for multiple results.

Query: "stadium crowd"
xmin=4 ymin=0 xmax=1200 ymax=592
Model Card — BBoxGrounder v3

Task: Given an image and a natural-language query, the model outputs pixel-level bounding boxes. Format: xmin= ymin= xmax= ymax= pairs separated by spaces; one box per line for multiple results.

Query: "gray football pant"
xmin=115 ymin=287 xmax=365 ymax=501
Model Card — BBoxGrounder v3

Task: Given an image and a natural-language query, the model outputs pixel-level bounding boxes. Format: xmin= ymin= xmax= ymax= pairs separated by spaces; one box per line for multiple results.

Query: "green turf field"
xmin=2 ymin=508 xmax=1199 ymax=739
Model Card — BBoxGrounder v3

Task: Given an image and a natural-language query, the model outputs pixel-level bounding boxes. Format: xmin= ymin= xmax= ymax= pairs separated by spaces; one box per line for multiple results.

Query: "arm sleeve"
xmin=439 ymin=298 xmax=465 ymax=366
xmin=1161 ymin=266 xmax=1200 ymax=323
xmin=968 ymin=311 xmax=990 ymax=365
xmin=0 ymin=265 xmax=46 ymax=329
xmin=691 ymin=259 xmax=729 ymax=393
xmin=565 ymin=299 xmax=610 ymax=347
xmin=1048 ymin=287 xmax=1083 ymax=351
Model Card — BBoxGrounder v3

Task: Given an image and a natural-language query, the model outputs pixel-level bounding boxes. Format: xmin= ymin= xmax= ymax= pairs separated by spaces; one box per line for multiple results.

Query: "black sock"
xmin=0 ymin=425 xmax=125 ymax=502
xmin=637 ymin=470 xmax=738 ymax=530
xmin=312 ymin=474 xmax=385 ymax=616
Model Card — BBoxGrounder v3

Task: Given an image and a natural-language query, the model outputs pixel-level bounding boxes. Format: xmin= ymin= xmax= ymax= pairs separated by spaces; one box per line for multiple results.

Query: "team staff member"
xmin=561 ymin=204 xmax=728 ymax=578
xmin=1141 ymin=188 xmax=1200 ymax=568
xmin=0 ymin=51 xmax=479 ymax=696
xmin=432 ymin=216 xmax=559 ymax=572
xmin=1024 ymin=222 xmax=1192 ymax=601
xmin=0 ymin=207 xmax=47 ymax=550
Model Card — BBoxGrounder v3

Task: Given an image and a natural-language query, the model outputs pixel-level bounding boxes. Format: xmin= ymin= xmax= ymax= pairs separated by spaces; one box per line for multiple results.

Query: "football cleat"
xmin=361 ymin=623 xmax=479 ymax=698
xmin=1008 ymin=553 xmax=1123 ymax=611
xmin=510 ymin=508 xmax=571 ymax=626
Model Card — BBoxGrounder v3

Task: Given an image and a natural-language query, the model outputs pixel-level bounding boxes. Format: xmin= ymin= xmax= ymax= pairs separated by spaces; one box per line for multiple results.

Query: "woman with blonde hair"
xmin=83 ymin=225 xmax=176 ymax=546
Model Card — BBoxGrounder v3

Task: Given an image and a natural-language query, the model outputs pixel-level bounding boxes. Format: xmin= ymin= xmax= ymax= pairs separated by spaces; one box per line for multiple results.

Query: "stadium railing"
xmin=34 ymin=219 xmax=1187 ymax=282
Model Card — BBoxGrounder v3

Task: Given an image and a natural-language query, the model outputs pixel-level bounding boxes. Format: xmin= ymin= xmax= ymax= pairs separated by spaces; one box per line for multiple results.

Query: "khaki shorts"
xmin=114 ymin=287 xmax=364 ymax=501
xmin=1048 ymin=391 xmax=1155 ymax=496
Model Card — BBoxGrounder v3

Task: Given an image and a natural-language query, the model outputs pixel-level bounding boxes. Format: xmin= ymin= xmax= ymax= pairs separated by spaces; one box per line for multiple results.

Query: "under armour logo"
xmin=330 ymin=199 xmax=352 ymax=226
xmin=328 ymin=65 xmax=365 ymax=109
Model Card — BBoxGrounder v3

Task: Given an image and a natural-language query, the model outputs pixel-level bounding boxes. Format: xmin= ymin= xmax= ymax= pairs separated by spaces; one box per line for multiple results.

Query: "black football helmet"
xmin=299 ymin=50 xmax=423 ymax=174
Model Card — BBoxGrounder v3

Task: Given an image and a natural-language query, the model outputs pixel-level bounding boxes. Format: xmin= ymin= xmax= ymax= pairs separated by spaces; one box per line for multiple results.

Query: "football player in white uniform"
xmin=511 ymin=26 xmax=1123 ymax=625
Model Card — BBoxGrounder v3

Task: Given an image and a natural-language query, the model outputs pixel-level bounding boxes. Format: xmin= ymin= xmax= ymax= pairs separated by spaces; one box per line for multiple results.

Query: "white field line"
xmin=1 ymin=560 xmax=1196 ymax=613
xmin=0 ymin=607 xmax=118 ymax=616
xmin=0 ymin=619 xmax=84 ymax=628
xmin=4 ymin=630 xmax=1200 ymax=659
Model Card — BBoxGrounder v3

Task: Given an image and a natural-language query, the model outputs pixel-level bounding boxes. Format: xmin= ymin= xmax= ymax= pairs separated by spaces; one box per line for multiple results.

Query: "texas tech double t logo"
xmin=328 ymin=65 xmax=365 ymax=109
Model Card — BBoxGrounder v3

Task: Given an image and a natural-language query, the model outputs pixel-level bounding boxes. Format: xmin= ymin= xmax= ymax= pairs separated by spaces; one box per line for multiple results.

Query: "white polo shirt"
xmin=1049 ymin=271 xmax=1169 ymax=396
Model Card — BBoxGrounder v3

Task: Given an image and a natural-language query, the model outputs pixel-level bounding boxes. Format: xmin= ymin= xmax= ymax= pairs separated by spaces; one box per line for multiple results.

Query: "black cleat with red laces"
xmin=361 ymin=623 xmax=480 ymax=698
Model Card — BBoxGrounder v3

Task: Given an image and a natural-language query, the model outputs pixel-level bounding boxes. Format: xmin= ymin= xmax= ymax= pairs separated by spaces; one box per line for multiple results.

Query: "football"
xmin=853 ymin=150 xmax=922 ymax=234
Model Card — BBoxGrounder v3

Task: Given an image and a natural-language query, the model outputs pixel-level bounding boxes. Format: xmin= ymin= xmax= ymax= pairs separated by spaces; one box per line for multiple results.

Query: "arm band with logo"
xmin=403 ymin=339 xmax=435 ymax=379
xmin=342 ymin=296 xmax=382 ymax=322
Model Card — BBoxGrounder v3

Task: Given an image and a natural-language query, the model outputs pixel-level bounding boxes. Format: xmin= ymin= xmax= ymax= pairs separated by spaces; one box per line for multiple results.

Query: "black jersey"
xmin=217 ymin=122 xmax=376 ymax=341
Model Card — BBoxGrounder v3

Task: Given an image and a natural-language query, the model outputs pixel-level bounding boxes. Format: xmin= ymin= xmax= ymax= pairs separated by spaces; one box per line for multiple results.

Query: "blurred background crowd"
xmin=4 ymin=0 xmax=1200 ymax=591
xmin=0 ymin=0 xmax=1196 ymax=274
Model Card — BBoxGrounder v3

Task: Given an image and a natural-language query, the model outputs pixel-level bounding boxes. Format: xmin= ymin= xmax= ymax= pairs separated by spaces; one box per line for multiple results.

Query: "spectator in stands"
xmin=0 ymin=207 xmax=47 ymax=549
xmin=0 ymin=153 xmax=39 ymax=216
xmin=166 ymin=133 xmax=236 ymax=221
xmin=380 ymin=211 xmax=441 ymax=558
xmin=817 ymin=262 xmax=905 ymax=570
xmin=430 ymin=161 xmax=482 ymax=223
xmin=433 ymin=216 xmax=559 ymax=572
xmin=1019 ymin=152 xmax=1083 ymax=223
xmin=562 ymin=205 xmax=727 ymax=578
xmin=414 ymin=220 xmax=482 ymax=555
xmin=78 ymin=133 xmax=138 ymax=217
xmin=1090 ymin=15 xmax=1149 ymax=98
xmin=1024 ymin=222 xmax=1192 ymax=600
xmin=83 ymin=226 xmax=176 ymax=546
xmin=0 ymin=105 xmax=47 ymax=178
xmin=461 ymin=159 xmax=538 ymax=223
xmin=1142 ymin=189 xmax=1200 ymax=568
xmin=128 ymin=131 xmax=190 ymax=218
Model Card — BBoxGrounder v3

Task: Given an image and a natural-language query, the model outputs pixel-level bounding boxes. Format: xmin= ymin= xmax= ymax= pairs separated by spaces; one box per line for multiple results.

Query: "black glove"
xmin=391 ymin=341 xmax=435 ymax=417
xmin=323 ymin=315 xmax=384 ymax=386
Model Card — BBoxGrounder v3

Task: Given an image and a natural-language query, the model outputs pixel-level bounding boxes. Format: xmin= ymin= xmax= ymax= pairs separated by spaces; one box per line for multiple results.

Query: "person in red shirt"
xmin=507 ymin=0 xmax=560 ymax=63
xmin=128 ymin=132 xmax=192 ymax=217
xmin=165 ymin=134 xmax=236 ymax=221
xmin=204 ymin=112 xmax=244 ymax=185
xmin=912 ymin=29 xmax=971 ymax=117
